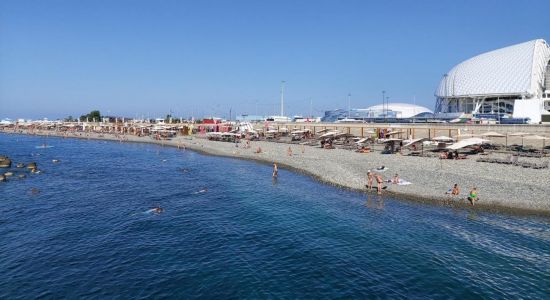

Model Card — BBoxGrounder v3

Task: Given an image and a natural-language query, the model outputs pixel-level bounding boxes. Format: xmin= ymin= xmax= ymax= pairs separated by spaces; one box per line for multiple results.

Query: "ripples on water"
xmin=0 ymin=134 xmax=549 ymax=298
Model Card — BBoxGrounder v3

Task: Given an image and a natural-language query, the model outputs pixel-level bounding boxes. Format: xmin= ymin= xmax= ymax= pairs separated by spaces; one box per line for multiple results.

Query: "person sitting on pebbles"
xmin=445 ymin=183 xmax=460 ymax=197
xmin=391 ymin=174 xmax=399 ymax=184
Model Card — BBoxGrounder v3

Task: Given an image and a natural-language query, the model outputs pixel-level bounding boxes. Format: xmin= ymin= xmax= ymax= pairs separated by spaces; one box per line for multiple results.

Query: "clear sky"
xmin=1 ymin=0 xmax=549 ymax=120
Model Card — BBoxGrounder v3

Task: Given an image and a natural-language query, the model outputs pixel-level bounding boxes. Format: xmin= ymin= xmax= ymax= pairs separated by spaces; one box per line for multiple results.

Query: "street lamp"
xmin=348 ymin=93 xmax=351 ymax=118
xmin=382 ymin=90 xmax=386 ymax=120
xmin=386 ymin=96 xmax=390 ymax=122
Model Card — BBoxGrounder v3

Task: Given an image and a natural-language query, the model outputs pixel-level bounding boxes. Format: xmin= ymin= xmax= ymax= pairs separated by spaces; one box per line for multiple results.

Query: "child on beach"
xmin=366 ymin=170 xmax=374 ymax=190
xmin=468 ymin=187 xmax=478 ymax=205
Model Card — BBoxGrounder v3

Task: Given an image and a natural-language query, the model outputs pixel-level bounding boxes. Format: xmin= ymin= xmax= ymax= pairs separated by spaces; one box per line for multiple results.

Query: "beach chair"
xmin=519 ymin=162 xmax=534 ymax=168
xmin=534 ymin=161 xmax=549 ymax=169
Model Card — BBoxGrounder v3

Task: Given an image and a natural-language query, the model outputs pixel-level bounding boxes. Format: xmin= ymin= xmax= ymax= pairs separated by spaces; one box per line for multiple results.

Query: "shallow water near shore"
xmin=1 ymin=134 xmax=549 ymax=298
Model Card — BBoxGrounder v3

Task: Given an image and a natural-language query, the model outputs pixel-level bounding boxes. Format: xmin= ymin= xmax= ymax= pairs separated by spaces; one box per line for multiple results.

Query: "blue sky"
xmin=1 ymin=0 xmax=549 ymax=120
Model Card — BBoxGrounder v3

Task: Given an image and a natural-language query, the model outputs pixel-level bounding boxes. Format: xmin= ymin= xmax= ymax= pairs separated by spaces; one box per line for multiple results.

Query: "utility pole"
xmin=309 ymin=98 xmax=313 ymax=118
xmin=280 ymin=80 xmax=285 ymax=117
xmin=382 ymin=90 xmax=386 ymax=121
xmin=413 ymin=95 xmax=416 ymax=124
xmin=348 ymin=93 xmax=351 ymax=118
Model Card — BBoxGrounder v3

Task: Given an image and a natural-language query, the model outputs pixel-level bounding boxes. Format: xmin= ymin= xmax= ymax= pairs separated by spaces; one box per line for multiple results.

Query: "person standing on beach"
xmin=272 ymin=162 xmax=278 ymax=178
xmin=375 ymin=174 xmax=384 ymax=195
xmin=367 ymin=170 xmax=374 ymax=190
xmin=468 ymin=187 xmax=478 ymax=205
xmin=287 ymin=146 xmax=293 ymax=156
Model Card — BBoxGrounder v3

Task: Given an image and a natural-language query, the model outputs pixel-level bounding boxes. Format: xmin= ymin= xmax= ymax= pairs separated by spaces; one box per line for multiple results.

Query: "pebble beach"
xmin=3 ymin=130 xmax=550 ymax=216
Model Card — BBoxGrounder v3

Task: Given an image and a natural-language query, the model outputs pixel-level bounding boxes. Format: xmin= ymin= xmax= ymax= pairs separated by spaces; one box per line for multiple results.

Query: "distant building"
xmin=236 ymin=114 xmax=265 ymax=122
xmin=322 ymin=103 xmax=433 ymax=122
xmin=435 ymin=39 xmax=550 ymax=123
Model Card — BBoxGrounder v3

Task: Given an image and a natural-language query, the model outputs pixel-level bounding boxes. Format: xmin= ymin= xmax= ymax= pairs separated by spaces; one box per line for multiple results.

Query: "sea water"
xmin=0 ymin=134 xmax=549 ymax=298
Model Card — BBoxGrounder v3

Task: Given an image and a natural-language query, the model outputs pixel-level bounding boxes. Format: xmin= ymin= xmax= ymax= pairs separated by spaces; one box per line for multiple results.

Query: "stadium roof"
xmin=364 ymin=103 xmax=433 ymax=118
xmin=435 ymin=39 xmax=550 ymax=99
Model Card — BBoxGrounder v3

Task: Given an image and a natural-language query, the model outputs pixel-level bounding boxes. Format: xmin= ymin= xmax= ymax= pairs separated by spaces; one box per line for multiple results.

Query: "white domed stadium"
xmin=435 ymin=39 xmax=550 ymax=123
xmin=363 ymin=103 xmax=433 ymax=119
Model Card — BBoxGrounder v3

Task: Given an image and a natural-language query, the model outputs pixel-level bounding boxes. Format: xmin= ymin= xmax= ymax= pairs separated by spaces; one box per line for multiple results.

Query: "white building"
xmin=435 ymin=39 xmax=550 ymax=123
xmin=362 ymin=103 xmax=433 ymax=119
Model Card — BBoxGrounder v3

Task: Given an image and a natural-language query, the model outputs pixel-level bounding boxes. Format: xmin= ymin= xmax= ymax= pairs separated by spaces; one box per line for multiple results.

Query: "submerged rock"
xmin=0 ymin=158 xmax=11 ymax=168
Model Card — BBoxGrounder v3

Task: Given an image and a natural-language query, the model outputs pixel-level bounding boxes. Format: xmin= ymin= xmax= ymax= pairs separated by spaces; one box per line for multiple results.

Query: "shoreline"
xmin=3 ymin=130 xmax=550 ymax=217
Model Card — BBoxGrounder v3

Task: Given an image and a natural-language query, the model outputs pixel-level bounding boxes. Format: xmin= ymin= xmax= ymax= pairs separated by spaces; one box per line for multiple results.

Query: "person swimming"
xmin=193 ymin=187 xmax=208 ymax=194
xmin=144 ymin=206 xmax=164 ymax=214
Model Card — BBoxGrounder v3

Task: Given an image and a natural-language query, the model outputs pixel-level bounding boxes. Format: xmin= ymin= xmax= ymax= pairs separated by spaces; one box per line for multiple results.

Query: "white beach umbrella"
xmin=446 ymin=138 xmax=491 ymax=150
xmin=480 ymin=131 xmax=505 ymax=137
xmin=432 ymin=136 xmax=454 ymax=142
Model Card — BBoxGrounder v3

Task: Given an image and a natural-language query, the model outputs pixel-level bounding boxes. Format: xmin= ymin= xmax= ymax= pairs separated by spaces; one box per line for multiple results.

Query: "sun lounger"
xmin=533 ymin=161 xmax=549 ymax=169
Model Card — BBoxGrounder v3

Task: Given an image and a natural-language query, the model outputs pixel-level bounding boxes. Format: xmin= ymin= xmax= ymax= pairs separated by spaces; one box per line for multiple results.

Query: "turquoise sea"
xmin=0 ymin=134 xmax=549 ymax=298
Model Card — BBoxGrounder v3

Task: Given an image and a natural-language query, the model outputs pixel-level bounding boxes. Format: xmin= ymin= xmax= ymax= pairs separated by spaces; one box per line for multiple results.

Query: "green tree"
xmin=79 ymin=110 xmax=102 ymax=122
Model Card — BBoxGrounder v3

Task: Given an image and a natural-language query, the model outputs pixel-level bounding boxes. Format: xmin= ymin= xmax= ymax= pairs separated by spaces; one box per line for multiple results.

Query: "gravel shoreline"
xmin=3 ymin=131 xmax=550 ymax=216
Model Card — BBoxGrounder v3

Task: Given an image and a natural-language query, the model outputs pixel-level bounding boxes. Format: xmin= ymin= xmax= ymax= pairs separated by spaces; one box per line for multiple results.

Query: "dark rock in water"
xmin=4 ymin=171 xmax=14 ymax=177
xmin=0 ymin=175 xmax=6 ymax=182
xmin=30 ymin=188 xmax=40 ymax=195
xmin=0 ymin=158 xmax=11 ymax=168
xmin=27 ymin=162 xmax=37 ymax=169
xmin=18 ymin=174 xmax=26 ymax=179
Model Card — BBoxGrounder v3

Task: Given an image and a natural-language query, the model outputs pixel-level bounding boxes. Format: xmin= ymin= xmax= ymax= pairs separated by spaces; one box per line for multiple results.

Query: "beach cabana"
xmin=508 ymin=132 xmax=533 ymax=147
xmin=523 ymin=135 xmax=550 ymax=155
xmin=381 ymin=138 xmax=403 ymax=154
xmin=480 ymin=131 xmax=506 ymax=148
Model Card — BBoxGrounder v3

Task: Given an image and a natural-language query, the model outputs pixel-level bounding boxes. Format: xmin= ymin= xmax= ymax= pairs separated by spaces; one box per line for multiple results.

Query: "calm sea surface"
xmin=0 ymin=134 xmax=549 ymax=298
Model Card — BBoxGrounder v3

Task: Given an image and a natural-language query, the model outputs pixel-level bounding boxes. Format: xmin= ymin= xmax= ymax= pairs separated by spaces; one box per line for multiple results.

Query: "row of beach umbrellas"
xmin=459 ymin=131 xmax=549 ymax=152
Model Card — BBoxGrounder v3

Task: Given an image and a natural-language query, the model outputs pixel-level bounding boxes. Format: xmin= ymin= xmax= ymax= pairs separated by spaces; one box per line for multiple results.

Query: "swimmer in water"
xmin=194 ymin=187 xmax=208 ymax=194
xmin=272 ymin=162 xmax=278 ymax=178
